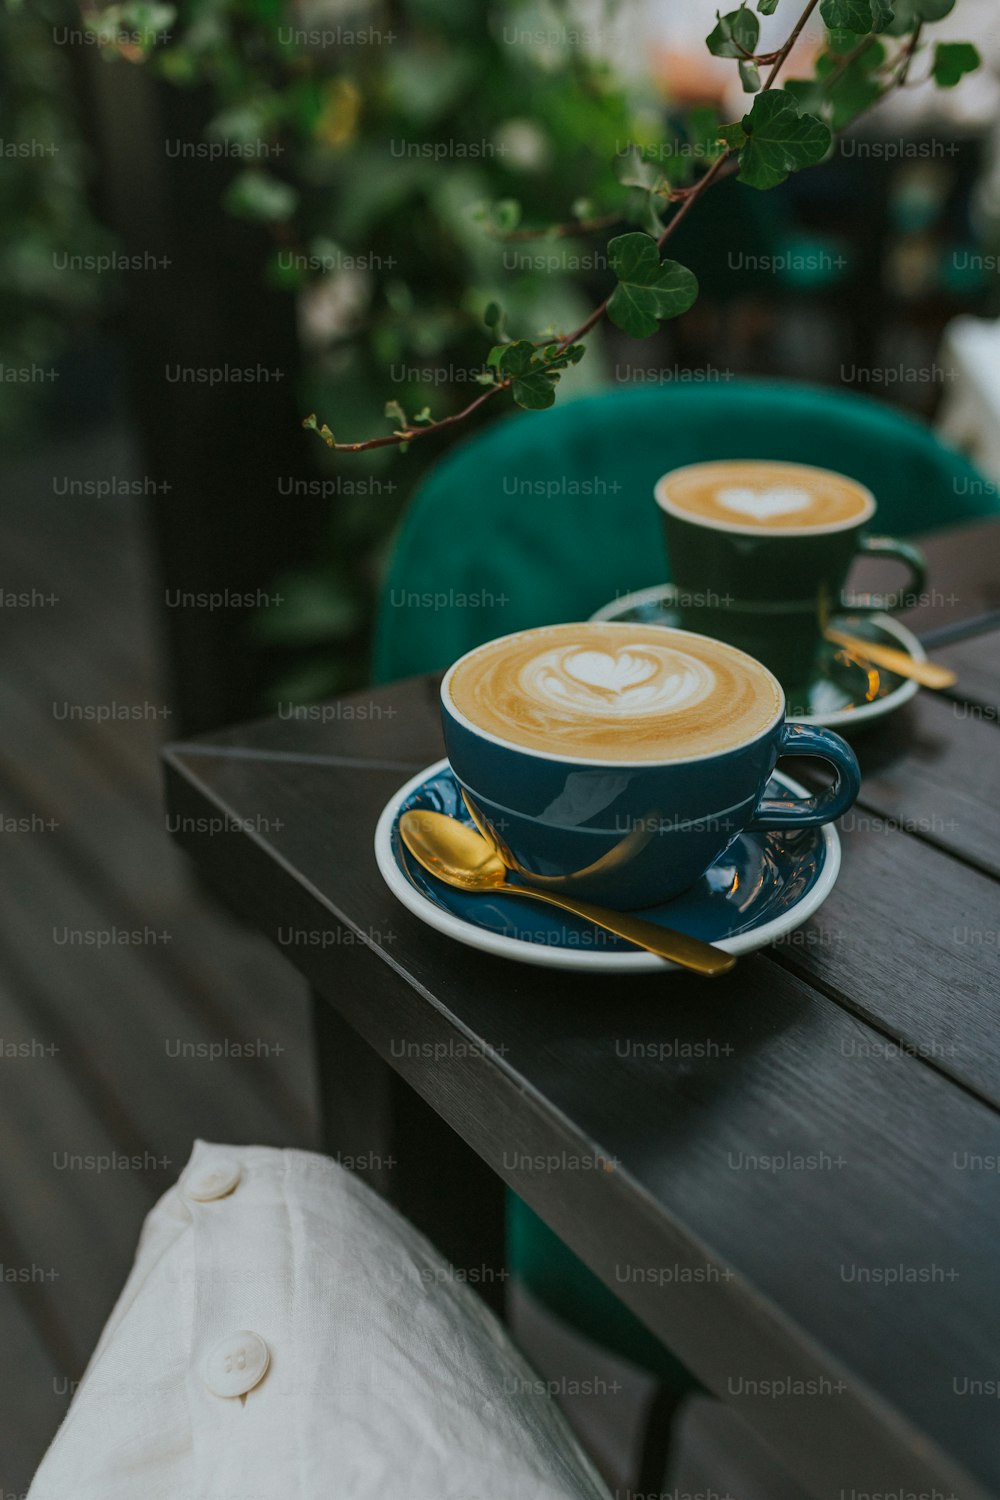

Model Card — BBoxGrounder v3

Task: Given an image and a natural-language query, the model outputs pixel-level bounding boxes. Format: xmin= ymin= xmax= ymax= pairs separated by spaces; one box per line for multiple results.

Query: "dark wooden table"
xmin=164 ymin=517 xmax=1000 ymax=1500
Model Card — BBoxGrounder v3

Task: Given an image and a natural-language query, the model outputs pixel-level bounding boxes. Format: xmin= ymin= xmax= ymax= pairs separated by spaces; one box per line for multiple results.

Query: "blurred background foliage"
xmin=8 ymin=0 xmax=685 ymax=699
xmin=0 ymin=0 xmax=116 ymax=438
xmin=133 ymin=0 xmax=671 ymax=701
xmin=3 ymin=0 xmax=993 ymax=703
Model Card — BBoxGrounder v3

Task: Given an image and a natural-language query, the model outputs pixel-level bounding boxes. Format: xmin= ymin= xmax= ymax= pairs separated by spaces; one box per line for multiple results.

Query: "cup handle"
xmin=840 ymin=535 xmax=927 ymax=614
xmin=747 ymin=723 xmax=861 ymax=832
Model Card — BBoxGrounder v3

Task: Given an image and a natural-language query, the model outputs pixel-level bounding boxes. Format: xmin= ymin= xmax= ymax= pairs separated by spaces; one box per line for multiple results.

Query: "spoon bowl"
xmin=401 ymin=810 xmax=510 ymax=891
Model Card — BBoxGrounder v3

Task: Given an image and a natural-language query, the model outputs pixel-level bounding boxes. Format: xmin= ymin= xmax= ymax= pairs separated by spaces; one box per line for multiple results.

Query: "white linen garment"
xmin=28 ymin=1140 xmax=613 ymax=1500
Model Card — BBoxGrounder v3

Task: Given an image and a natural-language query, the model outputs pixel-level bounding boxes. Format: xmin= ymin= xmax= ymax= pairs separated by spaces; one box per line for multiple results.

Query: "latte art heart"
xmin=520 ymin=641 xmax=716 ymax=719
xmin=447 ymin=622 xmax=782 ymax=762
xmin=563 ymin=649 xmax=656 ymax=693
xmin=716 ymin=485 xmax=813 ymax=521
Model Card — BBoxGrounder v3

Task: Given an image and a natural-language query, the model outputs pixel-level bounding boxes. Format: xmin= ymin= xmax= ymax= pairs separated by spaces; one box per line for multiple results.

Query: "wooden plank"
xmin=0 ymin=811 xmax=316 ymax=1152
xmin=0 ymin=676 xmax=320 ymax=1123
xmin=769 ymin=818 xmax=1000 ymax=1103
xmin=936 ymin=626 xmax=1000 ymax=720
xmin=3 ymin=593 xmax=159 ymax=729
xmin=0 ymin=974 xmax=157 ymax=1373
xmin=851 ymin=691 xmax=1000 ymax=879
xmin=848 ymin=516 xmax=1000 ymax=635
xmin=0 ymin=608 xmax=167 ymax=795
xmin=670 ymin=1396 xmax=812 ymax=1500
xmin=0 ymin=429 xmax=153 ymax=637
xmin=0 ymin=669 xmax=184 ymax=900
xmin=0 ymin=1283 xmax=70 ymax=1497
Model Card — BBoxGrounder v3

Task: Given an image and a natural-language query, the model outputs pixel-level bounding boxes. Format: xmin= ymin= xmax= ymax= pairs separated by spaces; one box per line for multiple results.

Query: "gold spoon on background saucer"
xmin=823 ymin=628 xmax=956 ymax=690
xmin=399 ymin=809 xmax=736 ymax=978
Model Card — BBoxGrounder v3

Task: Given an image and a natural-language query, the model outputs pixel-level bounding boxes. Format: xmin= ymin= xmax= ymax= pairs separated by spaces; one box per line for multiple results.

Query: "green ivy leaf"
xmin=932 ymin=41 xmax=980 ymax=86
xmin=494 ymin=342 xmax=536 ymax=376
xmin=483 ymin=301 xmax=502 ymax=330
xmin=783 ymin=75 xmax=825 ymax=114
xmin=614 ymin=148 xmax=662 ymax=193
xmin=606 ymin=233 xmax=699 ymax=338
xmin=686 ymin=105 xmax=727 ymax=167
xmin=758 ymin=0 xmax=780 ymax=12
xmin=820 ymin=0 xmax=876 ymax=28
xmin=739 ymin=58 xmax=762 ymax=92
xmin=719 ymin=90 xmax=831 ymax=190
xmin=615 ymin=148 xmax=671 ymax=232
xmin=822 ymin=0 xmax=893 ymax=29
xmin=539 ymin=342 xmax=585 ymax=370
xmin=642 ymin=196 xmax=668 ymax=237
xmin=810 ymin=38 xmax=886 ymax=127
xmin=495 ymin=341 xmax=554 ymax=410
xmin=302 ymin=413 xmax=334 ymax=448
xmin=885 ymin=0 xmax=952 ymax=26
xmin=509 ymin=372 xmax=559 ymax=409
xmin=492 ymin=340 xmax=586 ymax=409
xmin=706 ymin=6 xmax=760 ymax=59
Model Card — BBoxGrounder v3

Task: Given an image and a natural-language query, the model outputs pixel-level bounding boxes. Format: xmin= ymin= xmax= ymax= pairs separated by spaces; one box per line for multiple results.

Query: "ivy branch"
xmin=304 ymin=0 xmax=979 ymax=455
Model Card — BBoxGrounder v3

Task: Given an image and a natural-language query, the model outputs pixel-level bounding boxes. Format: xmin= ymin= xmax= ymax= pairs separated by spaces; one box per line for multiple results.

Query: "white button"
xmin=185 ymin=1158 xmax=242 ymax=1202
xmin=201 ymin=1330 xmax=270 ymax=1398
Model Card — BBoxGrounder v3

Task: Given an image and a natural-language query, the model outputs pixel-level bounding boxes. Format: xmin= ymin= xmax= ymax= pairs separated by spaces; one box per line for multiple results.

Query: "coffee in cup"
xmin=441 ymin=621 xmax=860 ymax=909
xmin=659 ymin=459 xmax=873 ymax=532
xmin=446 ymin=618 xmax=781 ymax=763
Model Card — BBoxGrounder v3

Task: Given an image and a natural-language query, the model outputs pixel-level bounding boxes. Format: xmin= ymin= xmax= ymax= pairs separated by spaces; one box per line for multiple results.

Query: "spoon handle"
xmin=501 ymin=883 xmax=736 ymax=976
xmin=824 ymin=629 xmax=956 ymax=689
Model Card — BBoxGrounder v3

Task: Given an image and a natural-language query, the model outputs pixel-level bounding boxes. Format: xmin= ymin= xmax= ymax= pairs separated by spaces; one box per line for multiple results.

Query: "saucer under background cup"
xmin=374 ymin=759 xmax=841 ymax=974
xmin=590 ymin=585 xmax=923 ymax=729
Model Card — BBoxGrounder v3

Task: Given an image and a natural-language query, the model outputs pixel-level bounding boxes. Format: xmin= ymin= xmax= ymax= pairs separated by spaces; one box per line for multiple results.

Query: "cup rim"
xmin=653 ymin=459 xmax=876 ymax=538
xmin=440 ymin=620 xmax=786 ymax=768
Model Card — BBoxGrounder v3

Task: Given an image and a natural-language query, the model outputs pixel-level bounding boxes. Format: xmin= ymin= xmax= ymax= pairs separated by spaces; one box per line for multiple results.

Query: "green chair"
xmin=372 ymin=379 xmax=995 ymax=1484
xmin=374 ymin=379 xmax=993 ymax=684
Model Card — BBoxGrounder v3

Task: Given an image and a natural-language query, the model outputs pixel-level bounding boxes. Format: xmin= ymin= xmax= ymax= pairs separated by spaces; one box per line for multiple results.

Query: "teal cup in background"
xmin=654 ymin=460 xmax=927 ymax=695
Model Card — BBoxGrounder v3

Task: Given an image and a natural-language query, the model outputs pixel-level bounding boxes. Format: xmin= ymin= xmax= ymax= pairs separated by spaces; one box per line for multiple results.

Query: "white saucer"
xmin=374 ymin=758 xmax=842 ymax=974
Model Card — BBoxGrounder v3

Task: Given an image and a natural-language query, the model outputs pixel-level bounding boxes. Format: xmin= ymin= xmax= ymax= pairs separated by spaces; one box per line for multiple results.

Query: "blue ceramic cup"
xmin=440 ymin=623 xmax=860 ymax=910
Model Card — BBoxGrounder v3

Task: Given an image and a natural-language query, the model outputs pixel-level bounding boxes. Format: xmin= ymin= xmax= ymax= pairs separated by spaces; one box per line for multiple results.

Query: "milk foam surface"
xmin=659 ymin=460 xmax=872 ymax=532
xmin=447 ymin=622 xmax=782 ymax=761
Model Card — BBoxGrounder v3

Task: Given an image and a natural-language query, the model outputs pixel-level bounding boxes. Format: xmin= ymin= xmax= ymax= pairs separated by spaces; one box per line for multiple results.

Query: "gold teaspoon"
xmin=399 ymin=809 xmax=736 ymax=977
xmin=824 ymin=628 xmax=956 ymax=689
